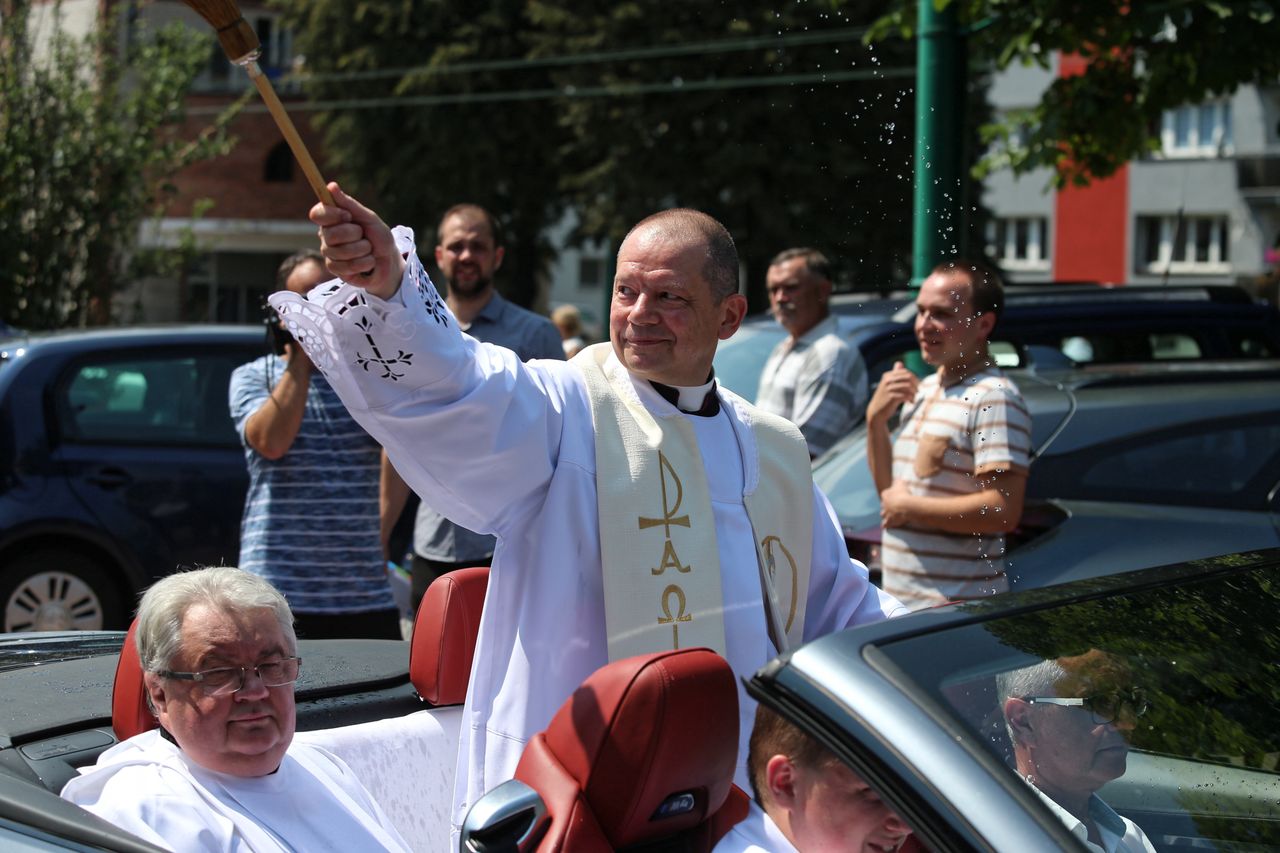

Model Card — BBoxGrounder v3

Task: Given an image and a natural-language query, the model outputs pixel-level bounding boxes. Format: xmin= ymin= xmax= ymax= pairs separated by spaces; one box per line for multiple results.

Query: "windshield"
xmin=875 ymin=559 xmax=1280 ymax=849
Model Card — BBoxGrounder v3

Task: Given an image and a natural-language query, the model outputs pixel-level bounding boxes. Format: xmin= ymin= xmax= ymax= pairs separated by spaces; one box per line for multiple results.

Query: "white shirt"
xmin=61 ymin=730 xmax=410 ymax=852
xmin=272 ymin=228 xmax=904 ymax=833
xmin=713 ymin=801 xmax=798 ymax=853
xmin=1032 ymin=787 xmax=1157 ymax=853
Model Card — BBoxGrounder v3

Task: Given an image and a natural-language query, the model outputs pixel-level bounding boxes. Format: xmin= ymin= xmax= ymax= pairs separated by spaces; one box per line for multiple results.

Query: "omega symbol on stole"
xmin=638 ymin=451 xmax=694 ymax=647
xmin=760 ymin=535 xmax=799 ymax=633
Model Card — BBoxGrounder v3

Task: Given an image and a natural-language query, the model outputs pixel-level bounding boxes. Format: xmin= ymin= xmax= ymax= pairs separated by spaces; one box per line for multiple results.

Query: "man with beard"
xmin=998 ymin=650 xmax=1156 ymax=853
xmin=385 ymin=204 xmax=563 ymax=611
xmin=865 ymin=259 xmax=1030 ymax=609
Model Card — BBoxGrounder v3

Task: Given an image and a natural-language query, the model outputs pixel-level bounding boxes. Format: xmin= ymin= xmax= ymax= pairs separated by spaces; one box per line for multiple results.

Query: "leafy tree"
xmin=0 ymin=0 xmax=236 ymax=329
xmin=869 ymin=0 xmax=1280 ymax=186
xmin=276 ymin=0 xmax=950 ymax=306
xmin=276 ymin=0 xmax=571 ymax=310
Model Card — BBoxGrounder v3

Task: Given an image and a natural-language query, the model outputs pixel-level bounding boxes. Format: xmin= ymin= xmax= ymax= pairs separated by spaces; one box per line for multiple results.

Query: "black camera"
xmin=260 ymin=296 xmax=295 ymax=356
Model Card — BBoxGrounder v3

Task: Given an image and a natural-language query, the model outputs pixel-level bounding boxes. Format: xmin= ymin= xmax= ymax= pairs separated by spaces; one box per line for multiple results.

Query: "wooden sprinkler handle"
xmin=245 ymin=61 xmax=334 ymax=205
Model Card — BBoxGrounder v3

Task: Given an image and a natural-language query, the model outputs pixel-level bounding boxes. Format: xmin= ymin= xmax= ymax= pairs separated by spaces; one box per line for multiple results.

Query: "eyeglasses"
xmin=159 ymin=657 xmax=302 ymax=696
xmin=1023 ymin=688 xmax=1149 ymax=725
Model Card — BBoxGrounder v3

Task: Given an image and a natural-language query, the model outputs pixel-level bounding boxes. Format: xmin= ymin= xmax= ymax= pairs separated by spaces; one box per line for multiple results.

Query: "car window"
xmin=713 ymin=323 xmax=785 ymax=399
xmin=875 ymin=561 xmax=1280 ymax=851
xmin=58 ymin=352 xmax=244 ymax=447
xmin=1055 ymin=332 xmax=1203 ymax=364
xmin=1031 ymin=415 xmax=1280 ymax=510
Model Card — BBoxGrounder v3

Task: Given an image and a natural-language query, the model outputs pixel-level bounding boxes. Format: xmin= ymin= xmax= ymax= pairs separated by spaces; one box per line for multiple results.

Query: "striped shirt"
xmin=756 ymin=316 xmax=869 ymax=457
xmin=229 ymin=355 xmax=394 ymax=614
xmin=880 ymin=368 xmax=1031 ymax=610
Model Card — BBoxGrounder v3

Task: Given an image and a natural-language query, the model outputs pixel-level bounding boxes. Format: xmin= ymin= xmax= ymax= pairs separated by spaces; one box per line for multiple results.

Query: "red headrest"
xmin=112 ymin=618 xmax=157 ymax=741
xmin=409 ymin=566 xmax=488 ymax=705
xmin=514 ymin=648 xmax=740 ymax=851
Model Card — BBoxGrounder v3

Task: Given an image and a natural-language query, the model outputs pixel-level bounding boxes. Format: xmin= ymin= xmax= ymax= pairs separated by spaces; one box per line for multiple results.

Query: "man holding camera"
xmin=228 ymin=249 xmax=401 ymax=639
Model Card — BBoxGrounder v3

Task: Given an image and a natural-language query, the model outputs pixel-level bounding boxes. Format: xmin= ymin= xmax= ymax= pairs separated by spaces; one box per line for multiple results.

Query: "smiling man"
xmin=998 ymin=650 xmax=1157 ymax=853
xmin=271 ymin=184 xmax=903 ymax=835
xmin=716 ymin=704 xmax=912 ymax=852
xmin=61 ymin=567 xmax=408 ymax=852
xmin=756 ymin=248 xmax=868 ymax=458
xmin=865 ymin=259 xmax=1031 ymax=609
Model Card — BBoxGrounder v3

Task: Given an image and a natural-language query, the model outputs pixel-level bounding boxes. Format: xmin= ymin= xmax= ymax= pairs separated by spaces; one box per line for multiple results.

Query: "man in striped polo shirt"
xmin=865 ymin=259 xmax=1031 ymax=610
xmin=229 ymin=251 xmax=401 ymax=639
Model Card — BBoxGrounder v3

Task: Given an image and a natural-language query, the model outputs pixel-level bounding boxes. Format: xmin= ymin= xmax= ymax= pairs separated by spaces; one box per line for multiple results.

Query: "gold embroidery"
xmin=657 ymin=584 xmax=692 ymax=648
xmin=641 ymin=451 xmax=693 ymax=575
xmin=761 ymin=535 xmax=799 ymax=632
xmin=652 ymin=539 xmax=691 ymax=575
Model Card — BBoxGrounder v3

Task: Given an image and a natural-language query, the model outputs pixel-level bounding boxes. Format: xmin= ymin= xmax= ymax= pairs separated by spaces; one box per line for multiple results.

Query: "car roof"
xmin=0 ymin=324 xmax=264 ymax=359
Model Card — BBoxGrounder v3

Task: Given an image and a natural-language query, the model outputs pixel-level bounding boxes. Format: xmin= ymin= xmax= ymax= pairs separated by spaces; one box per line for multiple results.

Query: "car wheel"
xmin=0 ymin=550 xmax=125 ymax=632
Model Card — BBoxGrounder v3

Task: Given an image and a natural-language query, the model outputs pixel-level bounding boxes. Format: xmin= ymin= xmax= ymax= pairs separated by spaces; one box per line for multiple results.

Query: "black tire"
xmin=0 ymin=549 xmax=126 ymax=633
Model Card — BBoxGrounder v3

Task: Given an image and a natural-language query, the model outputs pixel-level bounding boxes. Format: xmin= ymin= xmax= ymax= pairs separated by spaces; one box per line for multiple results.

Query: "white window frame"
xmin=1135 ymin=214 xmax=1232 ymax=275
xmin=985 ymin=216 xmax=1051 ymax=272
xmin=1159 ymin=100 xmax=1233 ymax=158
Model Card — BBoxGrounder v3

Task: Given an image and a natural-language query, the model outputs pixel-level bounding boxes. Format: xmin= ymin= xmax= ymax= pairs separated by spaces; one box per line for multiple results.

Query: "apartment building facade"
xmin=984 ymin=59 xmax=1280 ymax=301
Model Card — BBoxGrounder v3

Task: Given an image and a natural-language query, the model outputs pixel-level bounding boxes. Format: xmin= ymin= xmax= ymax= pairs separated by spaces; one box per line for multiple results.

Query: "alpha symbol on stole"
xmin=639 ymin=451 xmax=691 ymax=575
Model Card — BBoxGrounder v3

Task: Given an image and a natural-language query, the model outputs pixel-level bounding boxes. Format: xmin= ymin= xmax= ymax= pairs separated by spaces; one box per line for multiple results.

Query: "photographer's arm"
xmin=244 ymin=344 xmax=312 ymax=460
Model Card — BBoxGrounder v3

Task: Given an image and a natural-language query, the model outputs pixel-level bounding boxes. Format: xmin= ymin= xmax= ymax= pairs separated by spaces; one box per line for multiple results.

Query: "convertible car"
xmin=2 ymin=551 xmax=1278 ymax=851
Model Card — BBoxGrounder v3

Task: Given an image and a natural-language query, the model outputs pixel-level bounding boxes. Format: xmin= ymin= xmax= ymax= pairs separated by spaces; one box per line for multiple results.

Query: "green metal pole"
xmin=911 ymin=0 xmax=966 ymax=288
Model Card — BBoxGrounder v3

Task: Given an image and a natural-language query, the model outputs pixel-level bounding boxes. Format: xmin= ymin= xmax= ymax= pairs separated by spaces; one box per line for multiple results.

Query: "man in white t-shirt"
xmin=61 ymin=567 xmax=408 ymax=853
xmin=715 ymin=704 xmax=912 ymax=853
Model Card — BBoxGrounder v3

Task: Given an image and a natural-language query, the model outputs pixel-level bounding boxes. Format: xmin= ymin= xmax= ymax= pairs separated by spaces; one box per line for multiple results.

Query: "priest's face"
xmin=146 ymin=604 xmax=296 ymax=777
xmin=610 ymin=220 xmax=746 ymax=387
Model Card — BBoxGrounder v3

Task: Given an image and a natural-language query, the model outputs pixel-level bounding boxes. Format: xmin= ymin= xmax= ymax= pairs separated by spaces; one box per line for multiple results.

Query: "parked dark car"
xmin=812 ymin=360 xmax=1280 ymax=589
xmin=715 ymin=284 xmax=1280 ymax=402
xmin=0 ymin=325 xmax=267 ymax=632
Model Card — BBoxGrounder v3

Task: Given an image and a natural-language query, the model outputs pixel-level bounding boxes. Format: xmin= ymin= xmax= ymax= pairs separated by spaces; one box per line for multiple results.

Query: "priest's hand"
xmin=310 ymin=182 xmax=406 ymax=301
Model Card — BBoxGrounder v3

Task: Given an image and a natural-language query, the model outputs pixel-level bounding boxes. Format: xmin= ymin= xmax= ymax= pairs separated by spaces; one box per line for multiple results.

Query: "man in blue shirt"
xmin=383 ymin=205 xmax=564 ymax=610
xmin=229 ymin=250 xmax=400 ymax=639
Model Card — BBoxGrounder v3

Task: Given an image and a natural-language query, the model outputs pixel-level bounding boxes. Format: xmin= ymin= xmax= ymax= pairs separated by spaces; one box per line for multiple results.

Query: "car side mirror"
xmin=460 ymin=779 xmax=549 ymax=853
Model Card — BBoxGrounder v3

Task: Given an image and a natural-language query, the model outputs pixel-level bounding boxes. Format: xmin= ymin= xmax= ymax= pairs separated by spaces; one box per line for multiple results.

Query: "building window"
xmin=1160 ymin=101 xmax=1233 ymax=157
xmin=579 ymin=256 xmax=607 ymax=289
xmin=1135 ymin=215 xmax=1231 ymax=274
xmin=985 ymin=217 xmax=1050 ymax=271
xmin=264 ymin=142 xmax=293 ymax=183
xmin=193 ymin=13 xmax=297 ymax=93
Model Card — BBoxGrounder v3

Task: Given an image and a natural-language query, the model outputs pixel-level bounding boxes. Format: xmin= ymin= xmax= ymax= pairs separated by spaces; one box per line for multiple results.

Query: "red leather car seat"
xmin=512 ymin=647 xmax=749 ymax=852
xmin=111 ymin=618 xmax=156 ymax=740
xmin=409 ymin=566 xmax=488 ymax=705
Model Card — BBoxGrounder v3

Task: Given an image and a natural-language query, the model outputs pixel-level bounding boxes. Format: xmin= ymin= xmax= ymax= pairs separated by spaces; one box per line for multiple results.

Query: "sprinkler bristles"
xmin=182 ymin=0 xmax=260 ymax=64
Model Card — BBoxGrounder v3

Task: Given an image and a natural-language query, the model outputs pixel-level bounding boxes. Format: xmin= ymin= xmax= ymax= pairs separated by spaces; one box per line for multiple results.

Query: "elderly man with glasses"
xmin=62 ymin=567 xmax=409 ymax=852
xmin=997 ymin=649 xmax=1156 ymax=853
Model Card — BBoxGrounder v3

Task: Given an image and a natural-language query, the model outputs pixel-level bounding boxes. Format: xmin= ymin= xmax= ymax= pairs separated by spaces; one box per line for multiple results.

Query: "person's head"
xmin=999 ymin=650 xmax=1145 ymax=803
xmin=914 ymin=258 xmax=1004 ymax=374
xmin=551 ymin=304 xmax=583 ymax=340
xmin=746 ymin=705 xmax=911 ymax=853
xmin=277 ymin=249 xmax=327 ymax=297
xmin=435 ymin=203 xmax=504 ymax=300
xmin=767 ymin=248 xmax=833 ymax=339
xmin=610 ymin=208 xmax=747 ymax=387
xmin=137 ymin=567 xmax=299 ymax=778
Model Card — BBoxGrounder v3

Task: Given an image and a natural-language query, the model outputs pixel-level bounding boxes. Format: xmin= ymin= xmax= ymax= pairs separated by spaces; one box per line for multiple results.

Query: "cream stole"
xmin=574 ymin=343 xmax=813 ymax=661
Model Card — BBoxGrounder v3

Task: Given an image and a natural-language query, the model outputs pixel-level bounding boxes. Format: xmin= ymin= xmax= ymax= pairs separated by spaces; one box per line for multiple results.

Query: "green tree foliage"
xmin=869 ymin=0 xmax=1280 ymax=186
xmin=0 ymin=1 xmax=236 ymax=329
xmin=275 ymin=0 xmax=935 ymax=305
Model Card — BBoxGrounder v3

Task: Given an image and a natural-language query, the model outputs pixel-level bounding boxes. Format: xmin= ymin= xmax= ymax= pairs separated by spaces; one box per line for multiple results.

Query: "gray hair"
xmin=136 ymin=567 xmax=296 ymax=674
xmin=994 ymin=659 xmax=1068 ymax=745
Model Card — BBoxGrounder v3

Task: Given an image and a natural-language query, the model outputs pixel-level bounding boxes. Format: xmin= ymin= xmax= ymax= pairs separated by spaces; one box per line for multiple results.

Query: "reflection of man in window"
xmin=998 ymin=650 xmax=1156 ymax=853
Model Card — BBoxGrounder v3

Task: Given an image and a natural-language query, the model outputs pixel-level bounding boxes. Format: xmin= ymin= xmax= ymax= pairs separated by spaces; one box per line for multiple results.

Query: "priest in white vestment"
xmin=276 ymin=185 xmax=906 ymax=835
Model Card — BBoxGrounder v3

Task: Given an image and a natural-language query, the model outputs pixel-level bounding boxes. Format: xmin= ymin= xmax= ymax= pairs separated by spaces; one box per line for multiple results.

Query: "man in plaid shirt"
xmin=756 ymin=248 xmax=869 ymax=458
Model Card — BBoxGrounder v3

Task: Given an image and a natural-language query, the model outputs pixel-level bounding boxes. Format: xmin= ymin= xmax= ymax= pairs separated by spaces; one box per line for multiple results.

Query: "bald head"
xmin=622 ymin=209 xmax=739 ymax=302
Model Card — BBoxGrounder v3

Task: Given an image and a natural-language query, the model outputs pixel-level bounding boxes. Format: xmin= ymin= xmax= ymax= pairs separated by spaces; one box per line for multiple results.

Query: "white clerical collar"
xmin=648 ymin=377 xmax=718 ymax=416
